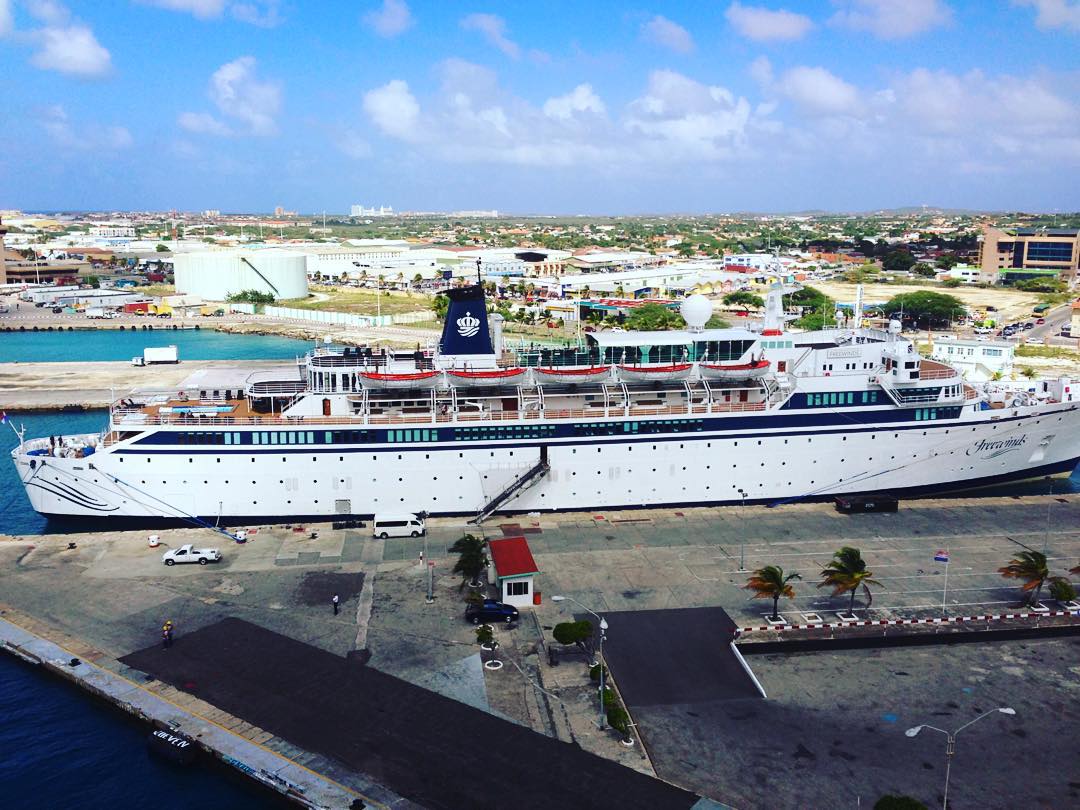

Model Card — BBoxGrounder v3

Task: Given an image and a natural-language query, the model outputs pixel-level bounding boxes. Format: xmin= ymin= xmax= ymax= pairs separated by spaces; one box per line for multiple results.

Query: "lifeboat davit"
xmin=533 ymin=366 xmax=612 ymax=385
xmin=699 ymin=359 xmax=771 ymax=381
xmin=357 ymin=370 xmax=443 ymax=390
xmin=446 ymin=367 xmax=528 ymax=387
xmin=616 ymin=363 xmax=693 ymax=383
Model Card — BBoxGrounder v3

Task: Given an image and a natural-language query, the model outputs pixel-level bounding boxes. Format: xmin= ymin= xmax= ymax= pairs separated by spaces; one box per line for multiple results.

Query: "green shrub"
xmin=589 ymin=663 xmax=608 ymax=682
xmin=553 ymin=620 xmax=594 ymax=649
xmin=475 ymin=625 xmax=494 ymax=645
xmin=602 ymin=687 xmax=619 ymax=710
xmin=1049 ymin=578 xmax=1077 ymax=603
xmin=606 ymin=704 xmax=631 ymax=737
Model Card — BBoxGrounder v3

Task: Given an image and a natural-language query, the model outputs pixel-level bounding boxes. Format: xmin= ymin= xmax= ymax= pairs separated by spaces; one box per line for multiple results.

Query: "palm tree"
xmin=1020 ymin=367 xmax=1037 ymax=380
xmin=450 ymin=533 xmax=486 ymax=589
xmin=818 ymin=546 xmax=882 ymax=615
xmin=744 ymin=565 xmax=802 ymax=621
xmin=998 ymin=550 xmax=1050 ymax=606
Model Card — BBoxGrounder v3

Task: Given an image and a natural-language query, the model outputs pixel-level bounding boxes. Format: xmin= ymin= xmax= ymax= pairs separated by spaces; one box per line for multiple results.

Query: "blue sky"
xmin=1 ymin=0 xmax=1078 ymax=214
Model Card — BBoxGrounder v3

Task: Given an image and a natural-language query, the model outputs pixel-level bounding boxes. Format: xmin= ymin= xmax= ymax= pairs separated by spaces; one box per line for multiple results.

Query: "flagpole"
xmin=942 ymin=555 xmax=949 ymax=615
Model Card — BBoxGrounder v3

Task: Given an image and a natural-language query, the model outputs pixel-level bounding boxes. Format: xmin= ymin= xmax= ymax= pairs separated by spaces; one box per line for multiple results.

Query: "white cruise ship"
xmin=11 ymin=284 xmax=1080 ymax=524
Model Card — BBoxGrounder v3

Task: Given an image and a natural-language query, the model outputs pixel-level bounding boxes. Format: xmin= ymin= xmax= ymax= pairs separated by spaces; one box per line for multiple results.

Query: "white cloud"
xmin=363 ymin=0 xmax=413 ymax=37
xmin=30 ymin=24 xmax=112 ymax=78
xmin=359 ymin=63 xmax=770 ymax=168
xmin=543 ymin=84 xmax=606 ymax=120
xmin=830 ymin=0 xmax=952 ymax=39
xmin=725 ymin=2 xmax=814 ymax=42
xmin=640 ymin=15 xmax=694 ymax=53
xmin=26 ymin=0 xmax=69 ymax=24
xmin=142 ymin=0 xmax=227 ymax=18
xmin=181 ymin=56 xmax=282 ymax=136
xmin=892 ymin=68 xmax=1075 ymax=138
xmin=37 ymin=104 xmax=132 ymax=151
xmin=208 ymin=56 xmax=281 ymax=135
xmin=355 ymin=57 xmax=1080 ymax=179
xmin=1013 ymin=0 xmax=1080 ymax=32
xmin=363 ymin=79 xmax=421 ymax=140
xmin=178 ymin=111 xmax=232 ymax=135
xmin=748 ymin=55 xmax=773 ymax=86
xmin=333 ymin=129 xmax=372 ymax=159
xmin=142 ymin=0 xmax=283 ymax=26
xmin=229 ymin=1 xmax=283 ymax=27
xmin=779 ymin=65 xmax=860 ymax=116
xmin=0 ymin=0 xmax=13 ymax=36
xmin=460 ymin=13 xmax=520 ymax=59
xmin=624 ymin=70 xmax=755 ymax=160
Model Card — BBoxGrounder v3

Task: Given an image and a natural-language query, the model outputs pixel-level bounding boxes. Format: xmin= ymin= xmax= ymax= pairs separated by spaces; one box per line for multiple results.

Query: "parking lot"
xmin=2 ymin=493 xmax=1078 ymax=808
xmin=427 ymin=496 xmax=1080 ymax=627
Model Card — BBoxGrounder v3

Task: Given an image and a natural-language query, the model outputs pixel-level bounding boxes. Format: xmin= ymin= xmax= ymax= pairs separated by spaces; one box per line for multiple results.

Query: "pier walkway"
xmin=120 ymin=617 xmax=703 ymax=810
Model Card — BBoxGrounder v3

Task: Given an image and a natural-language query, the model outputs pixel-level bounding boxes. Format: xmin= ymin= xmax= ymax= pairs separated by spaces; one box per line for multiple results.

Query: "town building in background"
xmin=979 ymin=226 xmax=1079 ymax=285
xmin=927 ymin=337 xmax=1014 ymax=382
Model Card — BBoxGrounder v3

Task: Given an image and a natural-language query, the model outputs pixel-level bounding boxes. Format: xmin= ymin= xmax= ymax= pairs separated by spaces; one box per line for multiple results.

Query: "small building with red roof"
xmin=487 ymin=536 xmax=540 ymax=608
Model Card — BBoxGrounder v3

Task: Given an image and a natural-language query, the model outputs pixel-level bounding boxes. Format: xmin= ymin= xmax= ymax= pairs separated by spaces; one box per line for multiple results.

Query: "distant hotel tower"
xmin=979 ymin=225 xmax=1080 ymax=286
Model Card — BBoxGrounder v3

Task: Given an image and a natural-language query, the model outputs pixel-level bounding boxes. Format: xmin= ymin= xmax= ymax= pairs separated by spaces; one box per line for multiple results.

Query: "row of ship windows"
xmin=574 ymin=419 xmax=706 ymax=437
xmin=914 ymin=407 xmax=961 ymax=420
xmin=154 ymin=406 xmax=976 ymax=447
xmin=805 ymin=391 xmax=881 ymax=407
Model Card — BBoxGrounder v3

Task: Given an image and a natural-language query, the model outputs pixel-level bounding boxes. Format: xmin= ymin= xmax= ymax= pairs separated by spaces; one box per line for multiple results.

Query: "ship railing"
xmin=246 ymin=380 xmax=308 ymax=396
xmin=918 ymin=366 xmax=961 ymax=381
xmin=110 ymin=399 xmax=769 ymax=429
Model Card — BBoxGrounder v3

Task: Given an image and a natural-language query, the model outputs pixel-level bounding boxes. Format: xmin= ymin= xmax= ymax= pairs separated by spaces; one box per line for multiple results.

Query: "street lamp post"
xmin=905 ymin=707 xmax=1016 ymax=809
xmin=737 ymin=489 xmax=747 ymax=571
xmin=551 ymin=595 xmax=609 ymax=730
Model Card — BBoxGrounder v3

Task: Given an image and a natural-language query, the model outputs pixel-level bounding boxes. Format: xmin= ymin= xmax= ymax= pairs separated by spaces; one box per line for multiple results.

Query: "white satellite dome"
xmin=680 ymin=294 xmax=713 ymax=332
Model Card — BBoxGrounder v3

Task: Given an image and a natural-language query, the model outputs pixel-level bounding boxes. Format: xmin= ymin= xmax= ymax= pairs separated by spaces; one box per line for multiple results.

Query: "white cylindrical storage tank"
xmin=173 ymin=249 xmax=309 ymax=301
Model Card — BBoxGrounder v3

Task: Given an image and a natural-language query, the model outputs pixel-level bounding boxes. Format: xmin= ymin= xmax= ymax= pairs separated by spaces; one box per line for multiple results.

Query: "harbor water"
xmin=0 ymin=654 xmax=276 ymax=809
xmin=0 ymin=328 xmax=314 ymax=363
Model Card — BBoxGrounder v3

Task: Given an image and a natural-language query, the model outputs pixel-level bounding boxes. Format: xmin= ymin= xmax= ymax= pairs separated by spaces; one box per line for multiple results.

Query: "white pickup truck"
xmin=162 ymin=544 xmax=222 ymax=566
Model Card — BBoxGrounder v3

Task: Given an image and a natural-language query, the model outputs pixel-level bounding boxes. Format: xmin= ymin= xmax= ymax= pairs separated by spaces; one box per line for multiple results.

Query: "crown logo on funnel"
xmin=456 ymin=311 xmax=481 ymax=338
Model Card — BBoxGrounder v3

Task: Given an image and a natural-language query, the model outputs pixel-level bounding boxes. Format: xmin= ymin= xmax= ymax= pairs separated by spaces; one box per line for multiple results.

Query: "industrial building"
xmin=173 ymin=249 xmax=308 ymax=301
xmin=978 ymin=226 xmax=1079 ymax=285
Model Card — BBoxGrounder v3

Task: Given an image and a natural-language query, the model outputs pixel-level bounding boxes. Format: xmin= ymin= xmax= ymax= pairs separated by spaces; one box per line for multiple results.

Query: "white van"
xmin=372 ymin=513 xmax=425 ymax=539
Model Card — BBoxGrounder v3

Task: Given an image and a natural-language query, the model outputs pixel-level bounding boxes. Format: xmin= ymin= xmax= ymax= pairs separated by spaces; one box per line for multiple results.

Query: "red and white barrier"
xmin=736 ymin=608 xmax=1079 ymax=635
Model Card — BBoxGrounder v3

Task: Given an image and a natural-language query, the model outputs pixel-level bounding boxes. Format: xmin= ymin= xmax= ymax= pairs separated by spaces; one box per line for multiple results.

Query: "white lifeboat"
xmin=698 ymin=359 xmax=771 ymax=382
xmin=446 ymin=367 xmax=528 ymax=387
xmin=616 ymin=363 xmax=693 ymax=383
xmin=357 ymin=370 xmax=443 ymax=390
xmin=533 ymin=366 xmax=612 ymax=385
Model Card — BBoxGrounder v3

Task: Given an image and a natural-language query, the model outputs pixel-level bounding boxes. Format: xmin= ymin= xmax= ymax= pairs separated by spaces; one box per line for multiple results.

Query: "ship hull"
xmin=12 ymin=404 xmax=1080 ymax=524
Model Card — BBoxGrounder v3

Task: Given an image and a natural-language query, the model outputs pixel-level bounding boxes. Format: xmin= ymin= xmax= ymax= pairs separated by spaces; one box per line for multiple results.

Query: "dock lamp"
xmin=551 ymin=595 xmax=609 ymax=730
xmin=905 ymin=707 xmax=1016 ymax=809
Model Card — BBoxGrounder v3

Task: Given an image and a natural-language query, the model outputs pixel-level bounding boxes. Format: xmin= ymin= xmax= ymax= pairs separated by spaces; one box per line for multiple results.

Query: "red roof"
xmin=488 ymin=536 xmax=539 ymax=579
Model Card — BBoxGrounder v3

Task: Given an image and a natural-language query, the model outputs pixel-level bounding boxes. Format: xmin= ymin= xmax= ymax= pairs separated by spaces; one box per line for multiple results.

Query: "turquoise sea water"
xmin=0 ymin=328 xmax=315 ymax=362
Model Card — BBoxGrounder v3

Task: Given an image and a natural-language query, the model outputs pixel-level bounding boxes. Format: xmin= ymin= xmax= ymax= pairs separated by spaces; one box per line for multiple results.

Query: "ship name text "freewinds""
xmin=967 ymin=434 xmax=1028 ymax=458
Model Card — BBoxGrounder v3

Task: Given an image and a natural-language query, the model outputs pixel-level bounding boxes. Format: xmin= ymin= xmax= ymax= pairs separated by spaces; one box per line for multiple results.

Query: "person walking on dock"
xmin=332 ymin=594 xmax=340 ymax=616
xmin=162 ymin=620 xmax=174 ymax=649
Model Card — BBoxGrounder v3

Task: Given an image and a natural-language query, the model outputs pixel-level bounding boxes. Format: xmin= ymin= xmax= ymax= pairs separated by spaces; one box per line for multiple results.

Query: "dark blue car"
xmin=466 ymin=599 xmax=519 ymax=625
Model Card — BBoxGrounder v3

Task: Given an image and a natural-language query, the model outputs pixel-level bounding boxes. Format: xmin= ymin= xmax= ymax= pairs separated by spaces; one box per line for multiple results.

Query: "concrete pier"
xmin=0 ymin=359 xmax=292 ymax=410
xmin=0 ymin=609 xmax=399 ymax=809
